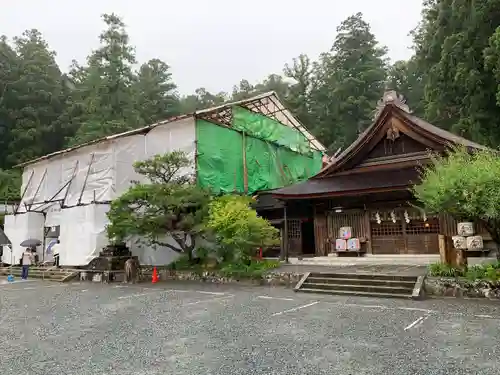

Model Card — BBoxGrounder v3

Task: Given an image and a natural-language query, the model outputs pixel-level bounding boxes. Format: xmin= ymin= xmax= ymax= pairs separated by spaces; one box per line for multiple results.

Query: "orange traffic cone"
xmin=152 ymin=267 xmax=159 ymax=284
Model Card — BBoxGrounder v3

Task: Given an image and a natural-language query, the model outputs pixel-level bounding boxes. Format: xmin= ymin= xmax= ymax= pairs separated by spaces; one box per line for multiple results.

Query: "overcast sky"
xmin=1 ymin=0 xmax=423 ymax=95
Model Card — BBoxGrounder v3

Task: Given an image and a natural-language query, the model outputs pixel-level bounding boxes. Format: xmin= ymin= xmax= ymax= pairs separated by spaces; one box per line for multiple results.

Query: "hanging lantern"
xmin=422 ymin=211 xmax=427 ymax=222
xmin=375 ymin=212 xmax=381 ymax=224
xmin=390 ymin=211 xmax=397 ymax=223
xmin=404 ymin=210 xmax=410 ymax=224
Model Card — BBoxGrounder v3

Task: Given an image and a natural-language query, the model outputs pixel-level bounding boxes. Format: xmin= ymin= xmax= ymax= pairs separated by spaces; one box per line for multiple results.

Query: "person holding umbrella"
xmin=21 ymin=248 xmax=35 ymax=280
xmin=20 ymin=239 xmax=41 ymax=280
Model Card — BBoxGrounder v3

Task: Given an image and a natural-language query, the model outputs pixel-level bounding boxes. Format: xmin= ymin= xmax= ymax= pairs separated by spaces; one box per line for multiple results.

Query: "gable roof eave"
xmin=314 ymin=104 xmax=393 ymax=178
xmin=314 ymin=104 xmax=490 ymax=178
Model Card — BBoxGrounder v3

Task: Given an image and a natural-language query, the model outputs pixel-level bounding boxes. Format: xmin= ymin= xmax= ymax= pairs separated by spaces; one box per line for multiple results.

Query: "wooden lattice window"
xmin=327 ymin=211 xmax=367 ymax=239
xmin=288 ymin=219 xmax=301 ymax=239
xmin=371 ymin=222 xmax=403 ymax=237
xmin=406 ymin=218 xmax=440 ymax=234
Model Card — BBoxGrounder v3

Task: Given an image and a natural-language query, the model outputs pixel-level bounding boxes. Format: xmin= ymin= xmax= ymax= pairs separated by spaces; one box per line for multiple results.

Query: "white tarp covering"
xmin=1 ymin=212 xmax=44 ymax=265
xmin=9 ymin=116 xmax=197 ymax=266
xmin=128 ymin=237 xmax=183 ymax=266
xmin=58 ymin=205 xmax=110 ymax=266
xmin=128 ymin=235 xmax=212 ymax=266
xmin=18 ymin=116 xmax=196 ymax=210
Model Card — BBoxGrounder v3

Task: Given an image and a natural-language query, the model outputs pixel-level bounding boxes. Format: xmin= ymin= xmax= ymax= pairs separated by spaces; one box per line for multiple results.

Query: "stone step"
xmin=301 ymin=282 xmax=413 ymax=295
xmin=0 ymin=269 xmax=71 ymax=276
xmin=309 ymin=272 xmax=417 ymax=282
xmin=294 ymin=271 xmax=419 ymax=299
xmin=0 ymin=267 xmax=76 ymax=281
xmin=306 ymin=276 xmax=416 ymax=288
xmin=298 ymin=288 xmax=413 ymax=299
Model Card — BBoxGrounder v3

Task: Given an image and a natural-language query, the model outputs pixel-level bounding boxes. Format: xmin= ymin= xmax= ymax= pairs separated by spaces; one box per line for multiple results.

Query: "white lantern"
xmin=457 ymin=222 xmax=474 ymax=237
xmin=452 ymin=236 xmax=467 ymax=250
xmin=466 ymin=236 xmax=483 ymax=250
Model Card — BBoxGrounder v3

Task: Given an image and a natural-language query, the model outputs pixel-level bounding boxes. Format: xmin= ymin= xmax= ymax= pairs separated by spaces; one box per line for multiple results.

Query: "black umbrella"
xmin=20 ymin=239 xmax=42 ymax=247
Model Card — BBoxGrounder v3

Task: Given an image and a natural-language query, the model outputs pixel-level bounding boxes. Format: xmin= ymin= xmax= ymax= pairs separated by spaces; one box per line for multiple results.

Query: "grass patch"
xmin=428 ymin=261 xmax=500 ymax=281
xmin=166 ymin=254 xmax=281 ymax=279
xmin=218 ymin=260 xmax=281 ymax=279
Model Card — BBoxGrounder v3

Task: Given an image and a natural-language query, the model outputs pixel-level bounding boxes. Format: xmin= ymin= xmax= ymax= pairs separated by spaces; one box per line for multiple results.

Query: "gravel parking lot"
xmin=1 ymin=280 xmax=500 ymax=375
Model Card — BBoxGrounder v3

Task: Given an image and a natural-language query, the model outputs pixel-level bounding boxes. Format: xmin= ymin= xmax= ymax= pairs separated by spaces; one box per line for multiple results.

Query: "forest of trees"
xmin=1 ymin=1 xmax=500 ymax=201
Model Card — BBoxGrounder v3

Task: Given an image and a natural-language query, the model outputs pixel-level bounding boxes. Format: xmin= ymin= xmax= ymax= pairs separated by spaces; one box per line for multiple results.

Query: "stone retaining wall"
xmin=82 ymin=267 xmax=303 ymax=288
xmin=424 ymin=277 xmax=500 ymax=299
xmin=142 ymin=268 xmax=302 ymax=287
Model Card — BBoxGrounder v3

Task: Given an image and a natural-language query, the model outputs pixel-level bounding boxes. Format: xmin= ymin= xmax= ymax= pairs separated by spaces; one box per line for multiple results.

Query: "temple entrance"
xmin=301 ymin=219 xmax=315 ymax=255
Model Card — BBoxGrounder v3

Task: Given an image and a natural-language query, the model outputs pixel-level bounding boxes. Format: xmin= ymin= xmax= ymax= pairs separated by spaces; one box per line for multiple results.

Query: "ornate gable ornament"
xmin=373 ymin=90 xmax=411 ymax=120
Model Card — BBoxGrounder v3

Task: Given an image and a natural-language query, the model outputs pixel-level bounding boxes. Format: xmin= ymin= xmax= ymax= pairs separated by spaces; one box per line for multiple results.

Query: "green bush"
xmin=465 ymin=265 xmax=487 ymax=280
xmin=205 ymin=195 xmax=280 ymax=263
xmin=413 ymin=147 xmax=500 ymax=244
xmin=167 ymin=254 xmax=196 ymax=271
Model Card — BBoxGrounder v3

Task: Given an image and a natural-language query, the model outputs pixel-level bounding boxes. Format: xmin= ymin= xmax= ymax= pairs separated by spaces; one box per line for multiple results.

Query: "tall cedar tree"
xmin=68 ymin=14 xmax=142 ymax=146
xmin=133 ymin=58 xmax=180 ymax=124
xmin=309 ymin=13 xmax=388 ymax=152
xmin=0 ymin=36 xmax=19 ymax=169
xmin=6 ymin=30 xmax=67 ymax=166
xmin=413 ymin=0 xmax=500 ymax=146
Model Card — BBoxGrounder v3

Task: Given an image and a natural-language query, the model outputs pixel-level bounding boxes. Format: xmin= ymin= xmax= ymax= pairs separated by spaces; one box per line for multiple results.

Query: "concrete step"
xmin=306 ymin=276 xmax=416 ymax=288
xmin=309 ymin=272 xmax=417 ymax=282
xmin=302 ymin=282 xmax=413 ymax=295
xmin=298 ymin=288 xmax=413 ymax=299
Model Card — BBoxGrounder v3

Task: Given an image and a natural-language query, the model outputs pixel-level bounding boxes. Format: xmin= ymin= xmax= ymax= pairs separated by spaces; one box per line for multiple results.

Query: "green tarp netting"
xmin=245 ymin=136 xmax=321 ymax=192
xmin=196 ymin=120 xmax=244 ymax=194
xmin=196 ymin=114 xmax=322 ymax=195
xmin=232 ymin=106 xmax=312 ymax=155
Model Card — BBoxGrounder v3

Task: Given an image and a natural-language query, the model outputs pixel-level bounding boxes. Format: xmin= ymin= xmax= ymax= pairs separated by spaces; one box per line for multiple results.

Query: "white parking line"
xmin=341 ymin=303 xmax=389 ymax=310
xmin=404 ymin=314 xmax=430 ymax=331
xmin=404 ymin=316 xmax=424 ymax=331
xmin=197 ymin=291 xmax=226 ymax=296
xmin=257 ymin=295 xmax=295 ymax=301
xmin=118 ymin=292 xmax=161 ymax=300
xmin=272 ymin=301 xmax=320 ymax=317
xmin=399 ymin=307 xmax=434 ymax=313
xmin=475 ymin=314 xmax=495 ymax=319
xmin=183 ymin=295 xmax=234 ymax=306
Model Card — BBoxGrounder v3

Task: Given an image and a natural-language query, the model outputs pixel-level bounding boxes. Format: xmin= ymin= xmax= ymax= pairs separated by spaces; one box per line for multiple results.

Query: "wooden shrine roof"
xmin=272 ymin=167 xmax=420 ymax=199
xmin=272 ymin=97 xmax=489 ymax=199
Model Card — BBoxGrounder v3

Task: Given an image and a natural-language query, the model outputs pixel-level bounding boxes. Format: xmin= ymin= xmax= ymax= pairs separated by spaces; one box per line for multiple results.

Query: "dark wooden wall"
xmin=313 ymin=202 xmax=445 ymax=256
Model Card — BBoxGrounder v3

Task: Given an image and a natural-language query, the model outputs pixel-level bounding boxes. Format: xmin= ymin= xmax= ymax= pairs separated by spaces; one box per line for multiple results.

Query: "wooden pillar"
xmin=284 ymin=205 xmax=289 ymax=263
xmin=364 ymin=210 xmax=373 ymax=254
xmin=438 ymin=234 xmax=455 ymax=265
xmin=438 ymin=234 xmax=447 ymax=264
xmin=242 ymin=132 xmax=248 ymax=193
